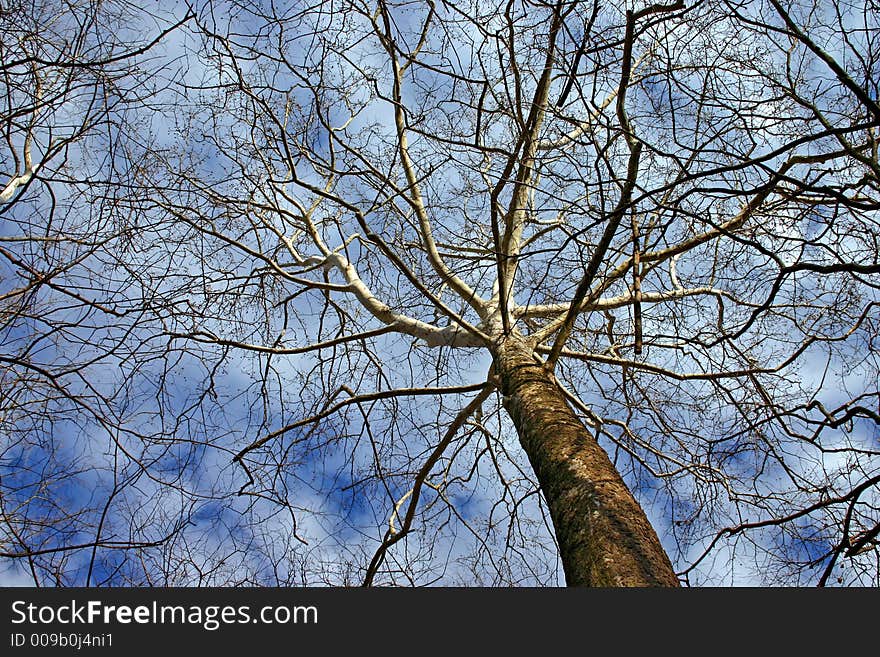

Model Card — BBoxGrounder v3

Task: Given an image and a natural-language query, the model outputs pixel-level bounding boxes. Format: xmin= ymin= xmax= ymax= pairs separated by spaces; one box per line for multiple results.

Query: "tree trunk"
xmin=493 ymin=336 xmax=679 ymax=587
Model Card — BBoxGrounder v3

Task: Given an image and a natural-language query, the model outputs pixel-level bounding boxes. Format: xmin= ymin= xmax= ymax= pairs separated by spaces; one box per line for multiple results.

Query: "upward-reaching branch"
xmin=544 ymin=8 xmax=643 ymax=369
xmin=375 ymin=0 xmax=487 ymax=319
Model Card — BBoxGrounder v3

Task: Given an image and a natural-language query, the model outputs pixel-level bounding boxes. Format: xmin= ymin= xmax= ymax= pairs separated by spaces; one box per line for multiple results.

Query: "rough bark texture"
xmin=494 ymin=336 xmax=680 ymax=587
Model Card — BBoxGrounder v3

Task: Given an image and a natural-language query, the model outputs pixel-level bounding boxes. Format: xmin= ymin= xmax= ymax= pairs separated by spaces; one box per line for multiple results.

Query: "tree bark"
xmin=493 ymin=336 xmax=679 ymax=587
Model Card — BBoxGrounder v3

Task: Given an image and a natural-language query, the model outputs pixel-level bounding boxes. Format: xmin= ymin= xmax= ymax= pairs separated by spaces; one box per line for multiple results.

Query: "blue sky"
xmin=2 ymin=0 xmax=879 ymax=587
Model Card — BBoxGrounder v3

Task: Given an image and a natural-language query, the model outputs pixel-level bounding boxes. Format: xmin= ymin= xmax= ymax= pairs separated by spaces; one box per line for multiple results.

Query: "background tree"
xmin=2 ymin=0 xmax=878 ymax=586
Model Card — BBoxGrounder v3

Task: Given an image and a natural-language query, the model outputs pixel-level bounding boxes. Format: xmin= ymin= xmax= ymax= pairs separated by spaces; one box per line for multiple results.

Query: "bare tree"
xmin=2 ymin=0 xmax=879 ymax=586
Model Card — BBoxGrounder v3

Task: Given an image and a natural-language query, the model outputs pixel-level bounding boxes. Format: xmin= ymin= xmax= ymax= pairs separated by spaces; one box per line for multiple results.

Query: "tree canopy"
xmin=1 ymin=0 xmax=879 ymax=586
